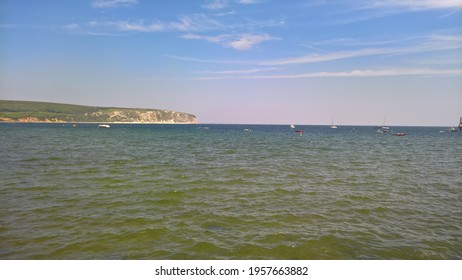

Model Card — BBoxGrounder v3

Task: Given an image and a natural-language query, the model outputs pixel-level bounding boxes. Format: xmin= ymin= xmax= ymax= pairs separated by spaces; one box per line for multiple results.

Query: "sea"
xmin=1 ymin=123 xmax=461 ymax=260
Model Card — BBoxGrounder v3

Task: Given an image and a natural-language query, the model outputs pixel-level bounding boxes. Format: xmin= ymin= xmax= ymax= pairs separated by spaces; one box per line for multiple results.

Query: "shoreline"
xmin=0 ymin=121 xmax=198 ymax=125
xmin=0 ymin=122 xmax=459 ymax=128
xmin=0 ymin=122 xmax=199 ymax=125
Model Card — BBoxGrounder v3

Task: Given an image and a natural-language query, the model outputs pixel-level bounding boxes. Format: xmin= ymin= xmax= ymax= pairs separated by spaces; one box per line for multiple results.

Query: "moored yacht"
xmin=330 ymin=118 xmax=337 ymax=129
xmin=376 ymin=126 xmax=389 ymax=134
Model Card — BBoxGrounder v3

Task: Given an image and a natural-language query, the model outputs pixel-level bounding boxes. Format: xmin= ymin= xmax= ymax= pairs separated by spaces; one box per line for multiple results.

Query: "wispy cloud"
xmin=88 ymin=14 xmax=224 ymax=33
xmin=195 ymin=68 xmax=462 ymax=80
xmin=309 ymin=33 xmax=462 ymax=53
xmin=237 ymin=0 xmax=261 ymax=4
xmin=168 ymin=34 xmax=462 ymax=65
xmin=91 ymin=0 xmax=138 ymax=8
xmin=62 ymin=23 xmax=80 ymax=30
xmin=76 ymin=1 xmax=282 ymax=50
xmin=196 ymin=67 xmax=277 ymax=74
xmin=202 ymin=0 xmax=260 ymax=10
xmin=182 ymin=33 xmax=278 ymax=50
xmin=165 ymin=55 xmax=251 ymax=65
xmin=260 ymin=34 xmax=462 ymax=66
xmin=170 ymin=32 xmax=462 ymax=81
xmin=299 ymin=44 xmax=325 ymax=52
xmin=259 ymin=48 xmax=391 ymax=66
xmin=234 ymin=17 xmax=285 ymax=29
xmin=333 ymin=0 xmax=462 ymax=24
xmin=368 ymin=0 xmax=462 ymax=10
xmin=203 ymin=0 xmax=229 ymax=10
xmin=312 ymin=36 xmax=421 ymax=48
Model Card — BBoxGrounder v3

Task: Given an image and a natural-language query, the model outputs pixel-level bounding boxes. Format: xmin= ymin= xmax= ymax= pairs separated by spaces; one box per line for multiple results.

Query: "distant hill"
xmin=0 ymin=100 xmax=198 ymax=124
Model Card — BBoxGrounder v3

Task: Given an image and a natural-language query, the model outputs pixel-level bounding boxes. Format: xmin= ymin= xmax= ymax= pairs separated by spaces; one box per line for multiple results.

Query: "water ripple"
xmin=1 ymin=124 xmax=461 ymax=259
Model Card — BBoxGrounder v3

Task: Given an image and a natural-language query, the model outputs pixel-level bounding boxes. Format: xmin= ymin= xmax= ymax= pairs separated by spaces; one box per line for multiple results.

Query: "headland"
xmin=0 ymin=100 xmax=198 ymax=124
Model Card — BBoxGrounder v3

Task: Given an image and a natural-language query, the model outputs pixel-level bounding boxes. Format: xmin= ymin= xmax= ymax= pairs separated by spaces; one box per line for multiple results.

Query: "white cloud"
xmin=261 ymin=35 xmax=462 ymax=66
xmin=202 ymin=0 xmax=260 ymax=10
xmin=62 ymin=23 xmax=80 ymax=30
xmin=237 ymin=0 xmax=260 ymax=4
xmin=182 ymin=33 xmax=278 ymax=50
xmin=428 ymin=34 xmax=462 ymax=42
xmin=370 ymin=0 xmax=462 ymax=10
xmin=260 ymin=48 xmax=391 ymax=66
xmin=115 ymin=21 xmax=167 ymax=32
xmin=334 ymin=0 xmax=462 ymax=24
xmin=228 ymin=34 xmax=277 ymax=50
xmin=202 ymin=0 xmax=229 ymax=10
xmin=311 ymin=34 xmax=462 ymax=50
xmin=165 ymin=55 xmax=250 ymax=64
xmin=196 ymin=67 xmax=277 ymax=74
xmin=90 ymin=14 xmax=224 ymax=33
xmin=91 ymin=0 xmax=138 ymax=8
xmin=195 ymin=68 xmax=462 ymax=80
xmin=61 ymin=23 xmax=80 ymax=32
xmin=313 ymin=36 xmax=419 ymax=47
xmin=181 ymin=33 xmax=225 ymax=43
xmin=83 ymin=2 xmax=281 ymax=37
xmin=170 ymin=33 xmax=462 ymax=63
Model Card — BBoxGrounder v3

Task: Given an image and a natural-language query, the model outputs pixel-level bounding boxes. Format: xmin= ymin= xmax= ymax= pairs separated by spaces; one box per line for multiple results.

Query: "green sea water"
xmin=1 ymin=123 xmax=461 ymax=259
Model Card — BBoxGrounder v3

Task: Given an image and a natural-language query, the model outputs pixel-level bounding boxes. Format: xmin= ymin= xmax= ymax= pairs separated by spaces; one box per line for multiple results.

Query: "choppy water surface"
xmin=1 ymin=123 xmax=461 ymax=259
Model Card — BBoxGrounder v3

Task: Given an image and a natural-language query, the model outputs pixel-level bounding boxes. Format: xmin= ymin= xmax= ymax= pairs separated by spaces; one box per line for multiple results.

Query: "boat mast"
xmin=459 ymin=117 xmax=462 ymax=131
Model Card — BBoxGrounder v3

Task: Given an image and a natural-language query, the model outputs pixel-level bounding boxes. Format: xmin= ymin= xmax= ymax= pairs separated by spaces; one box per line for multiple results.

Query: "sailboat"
xmin=330 ymin=118 xmax=338 ymax=129
xmin=376 ymin=126 xmax=389 ymax=134
xmin=448 ymin=118 xmax=462 ymax=132
xmin=376 ymin=118 xmax=389 ymax=134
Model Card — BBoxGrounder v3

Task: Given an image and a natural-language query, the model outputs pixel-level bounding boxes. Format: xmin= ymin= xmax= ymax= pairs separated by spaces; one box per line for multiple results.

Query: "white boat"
xmin=290 ymin=124 xmax=295 ymax=129
xmin=98 ymin=124 xmax=110 ymax=128
xmin=448 ymin=118 xmax=462 ymax=132
xmin=376 ymin=118 xmax=389 ymax=133
xmin=376 ymin=126 xmax=389 ymax=134
xmin=330 ymin=118 xmax=337 ymax=129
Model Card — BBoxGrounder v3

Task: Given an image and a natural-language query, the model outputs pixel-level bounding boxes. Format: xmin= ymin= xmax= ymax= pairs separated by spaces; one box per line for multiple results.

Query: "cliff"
xmin=0 ymin=100 xmax=198 ymax=124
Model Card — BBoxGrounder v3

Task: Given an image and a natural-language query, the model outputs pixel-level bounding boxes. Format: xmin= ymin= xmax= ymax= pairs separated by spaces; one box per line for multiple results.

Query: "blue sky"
xmin=1 ymin=0 xmax=461 ymax=125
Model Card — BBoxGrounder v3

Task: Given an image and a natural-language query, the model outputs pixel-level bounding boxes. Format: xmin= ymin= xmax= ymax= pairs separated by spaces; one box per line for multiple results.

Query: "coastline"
xmin=0 ymin=121 xmax=198 ymax=124
xmin=0 ymin=100 xmax=198 ymax=124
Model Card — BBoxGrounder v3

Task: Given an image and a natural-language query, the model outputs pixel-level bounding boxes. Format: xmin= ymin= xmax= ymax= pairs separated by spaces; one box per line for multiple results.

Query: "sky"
xmin=1 ymin=0 xmax=461 ymax=126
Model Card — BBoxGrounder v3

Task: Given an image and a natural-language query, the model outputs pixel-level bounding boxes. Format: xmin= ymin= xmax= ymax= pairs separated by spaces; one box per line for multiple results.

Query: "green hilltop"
xmin=0 ymin=100 xmax=198 ymax=124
